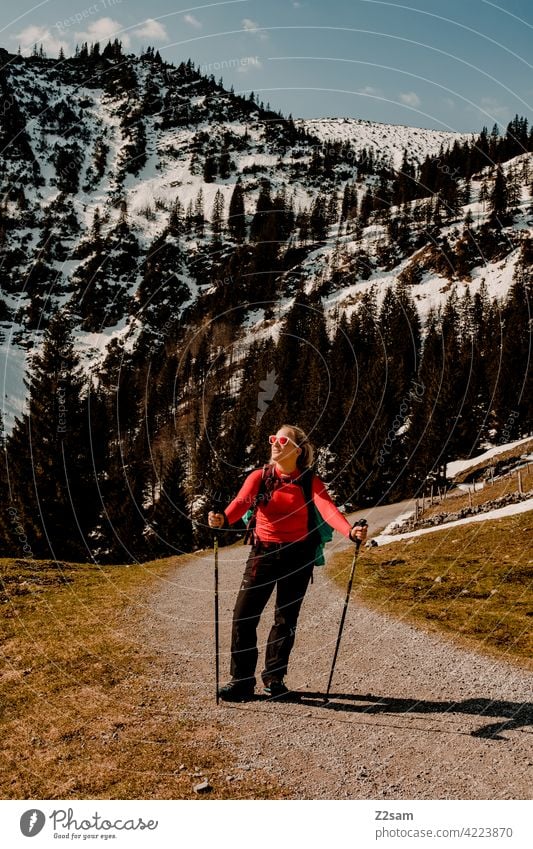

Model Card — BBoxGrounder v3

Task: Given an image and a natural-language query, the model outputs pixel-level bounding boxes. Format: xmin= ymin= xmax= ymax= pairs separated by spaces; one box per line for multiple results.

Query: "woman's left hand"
xmin=349 ymin=523 xmax=368 ymax=544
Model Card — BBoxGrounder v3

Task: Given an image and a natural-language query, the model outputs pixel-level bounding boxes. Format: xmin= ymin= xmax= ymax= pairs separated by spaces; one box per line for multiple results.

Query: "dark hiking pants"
xmin=230 ymin=539 xmax=315 ymax=686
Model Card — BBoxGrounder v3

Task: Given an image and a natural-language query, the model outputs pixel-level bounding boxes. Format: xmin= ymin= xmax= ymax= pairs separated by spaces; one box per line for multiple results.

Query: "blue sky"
xmin=0 ymin=0 xmax=531 ymax=131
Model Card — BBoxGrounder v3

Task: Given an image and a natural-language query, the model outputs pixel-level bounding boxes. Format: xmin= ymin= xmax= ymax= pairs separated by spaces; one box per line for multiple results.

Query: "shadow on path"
xmin=296 ymin=692 xmax=533 ymax=739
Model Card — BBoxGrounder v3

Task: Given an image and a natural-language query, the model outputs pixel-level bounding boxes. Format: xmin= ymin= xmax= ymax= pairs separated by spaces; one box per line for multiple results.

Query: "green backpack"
xmin=242 ymin=464 xmax=334 ymax=566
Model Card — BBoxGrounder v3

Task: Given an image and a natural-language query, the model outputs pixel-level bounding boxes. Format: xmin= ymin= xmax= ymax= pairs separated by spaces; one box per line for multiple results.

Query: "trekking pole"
xmin=324 ymin=519 xmax=367 ymax=704
xmin=213 ymin=525 xmax=220 ymax=705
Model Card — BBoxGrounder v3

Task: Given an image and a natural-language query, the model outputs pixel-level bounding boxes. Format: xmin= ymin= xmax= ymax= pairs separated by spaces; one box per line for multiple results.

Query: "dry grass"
xmin=328 ymin=513 xmax=533 ymax=669
xmin=0 ymin=554 xmax=286 ymax=800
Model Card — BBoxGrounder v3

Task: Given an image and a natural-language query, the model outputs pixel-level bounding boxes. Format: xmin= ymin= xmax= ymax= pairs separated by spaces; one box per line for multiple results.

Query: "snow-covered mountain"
xmin=0 ymin=46 xmax=531 ymax=429
xmin=295 ymin=117 xmax=473 ymax=169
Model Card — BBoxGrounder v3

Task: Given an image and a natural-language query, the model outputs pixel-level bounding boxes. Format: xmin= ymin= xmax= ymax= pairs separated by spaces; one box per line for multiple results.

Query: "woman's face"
xmin=270 ymin=426 xmax=301 ymax=465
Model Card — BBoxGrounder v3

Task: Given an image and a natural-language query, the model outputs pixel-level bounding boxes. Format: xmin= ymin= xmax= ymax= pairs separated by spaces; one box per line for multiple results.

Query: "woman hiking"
xmin=208 ymin=424 xmax=367 ymax=702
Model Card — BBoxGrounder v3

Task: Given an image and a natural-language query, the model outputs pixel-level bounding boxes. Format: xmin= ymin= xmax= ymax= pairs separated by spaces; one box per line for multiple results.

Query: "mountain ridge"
xmin=0 ymin=47 xmax=529 ymax=428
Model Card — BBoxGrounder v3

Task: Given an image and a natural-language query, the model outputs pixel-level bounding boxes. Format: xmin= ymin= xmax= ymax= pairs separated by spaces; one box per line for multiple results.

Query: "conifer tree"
xmin=194 ymin=188 xmax=205 ymax=236
xmin=341 ymin=184 xmax=358 ymax=222
xmin=6 ymin=311 xmax=98 ymax=559
xmin=267 ymin=291 xmax=330 ymax=445
xmin=149 ymin=454 xmax=193 ymax=555
xmin=309 ymin=193 xmax=328 ymax=240
xmin=137 ymin=230 xmax=191 ymax=332
xmin=406 ymin=293 xmax=464 ymax=488
xmin=453 ymin=285 xmax=491 ymax=452
xmin=185 ymin=200 xmax=194 ymax=233
xmin=489 ymin=166 xmax=510 ymax=223
xmin=359 ymin=188 xmax=374 ymax=226
xmin=219 ymin=138 xmax=232 ymax=179
xmin=322 ymin=312 xmax=358 ymax=493
xmin=203 ymin=152 xmax=218 ymax=182
xmin=331 ymin=290 xmax=385 ymax=504
xmin=272 ymin=189 xmax=294 ymax=243
xmin=491 ymin=266 xmax=533 ymax=439
xmin=327 ymin=191 xmax=339 ymax=225
xmin=384 ymin=282 xmax=421 ymax=392
xmin=250 ymin=180 xmax=273 ymax=242
xmin=211 ymin=189 xmax=225 ymax=241
xmin=72 ymin=218 xmax=137 ymax=331
xmin=228 ymin=178 xmax=246 ymax=241
xmin=168 ymin=198 xmax=183 ymax=237
xmin=91 ymin=346 xmax=151 ymax=562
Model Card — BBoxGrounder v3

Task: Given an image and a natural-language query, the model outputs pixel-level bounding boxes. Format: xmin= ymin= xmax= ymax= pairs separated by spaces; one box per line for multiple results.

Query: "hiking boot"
xmin=263 ymin=679 xmax=290 ymax=699
xmin=218 ymin=680 xmax=255 ymax=702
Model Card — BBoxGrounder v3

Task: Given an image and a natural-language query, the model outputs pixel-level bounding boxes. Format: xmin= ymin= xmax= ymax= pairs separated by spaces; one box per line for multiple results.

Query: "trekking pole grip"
xmin=352 ymin=518 xmax=368 ymax=548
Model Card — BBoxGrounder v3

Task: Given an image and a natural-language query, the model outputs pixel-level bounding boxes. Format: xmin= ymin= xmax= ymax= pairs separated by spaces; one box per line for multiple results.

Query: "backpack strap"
xmin=297 ymin=468 xmax=321 ymax=549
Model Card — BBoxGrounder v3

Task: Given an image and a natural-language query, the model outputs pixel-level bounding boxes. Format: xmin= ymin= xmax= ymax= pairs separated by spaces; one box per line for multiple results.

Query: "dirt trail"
xmin=142 ymin=501 xmax=532 ymax=799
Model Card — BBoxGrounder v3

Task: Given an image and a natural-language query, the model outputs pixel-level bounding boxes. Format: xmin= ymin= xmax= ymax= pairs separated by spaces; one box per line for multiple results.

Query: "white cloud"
xmin=10 ymin=24 xmax=69 ymax=57
xmin=75 ymin=17 xmax=130 ymax=48
xmin=132 ymin=19 xmax=168 ymax=41
xmin=358 ymin=85 xmax=382 ymax=97
xmin=443 ymin=97 xmax=455 ymax=110
xmin=242 ymin=18 xmax=259 ymax=32
xmin=242 ymin=18 xmax=268 ymax=40
xmin=399 ymin=91 xmax=421 ymax=108
xmin=183 ymin=14 xmax=202 ymax=29
xmin=236 ymin=56 xmax=263 ymax=73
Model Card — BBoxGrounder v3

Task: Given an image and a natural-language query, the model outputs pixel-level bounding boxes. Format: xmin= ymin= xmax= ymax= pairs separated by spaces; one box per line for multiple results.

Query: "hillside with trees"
xmin=0 ymin=43 xmax=531 ymax=561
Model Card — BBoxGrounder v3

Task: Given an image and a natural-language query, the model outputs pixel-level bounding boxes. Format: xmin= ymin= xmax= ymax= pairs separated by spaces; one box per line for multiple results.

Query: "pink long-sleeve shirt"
xmin=224 ymin=465 xmax=353 ymax=544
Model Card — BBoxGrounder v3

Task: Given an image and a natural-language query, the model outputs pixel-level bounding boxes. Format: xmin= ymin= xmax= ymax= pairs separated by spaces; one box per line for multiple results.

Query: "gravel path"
xmin=143 ymin=502 xmax=533 ymax=799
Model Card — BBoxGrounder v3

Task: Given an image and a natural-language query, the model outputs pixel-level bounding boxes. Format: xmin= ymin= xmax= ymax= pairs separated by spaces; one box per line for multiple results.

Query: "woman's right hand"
xmin=208 ymin=511 xmax=225 ymax=528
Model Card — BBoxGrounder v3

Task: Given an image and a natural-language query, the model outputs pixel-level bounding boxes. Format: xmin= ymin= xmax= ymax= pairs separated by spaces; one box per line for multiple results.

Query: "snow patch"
xmin=447 ymin=437 xmax=533 ymax=478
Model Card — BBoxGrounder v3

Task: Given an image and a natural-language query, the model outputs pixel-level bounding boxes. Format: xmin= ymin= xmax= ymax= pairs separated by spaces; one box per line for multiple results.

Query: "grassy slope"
xmin=328 ymin=513 xmax=533 ymax=669
xmin=422 ymin=466 xmax=532 ymax=520
xmin=0 ymin=554 xmax=285 ymax=800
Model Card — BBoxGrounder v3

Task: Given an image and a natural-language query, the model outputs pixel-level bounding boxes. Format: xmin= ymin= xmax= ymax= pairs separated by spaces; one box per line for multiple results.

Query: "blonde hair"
xmin=281 ymin=423 xmax=315 ymax=470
